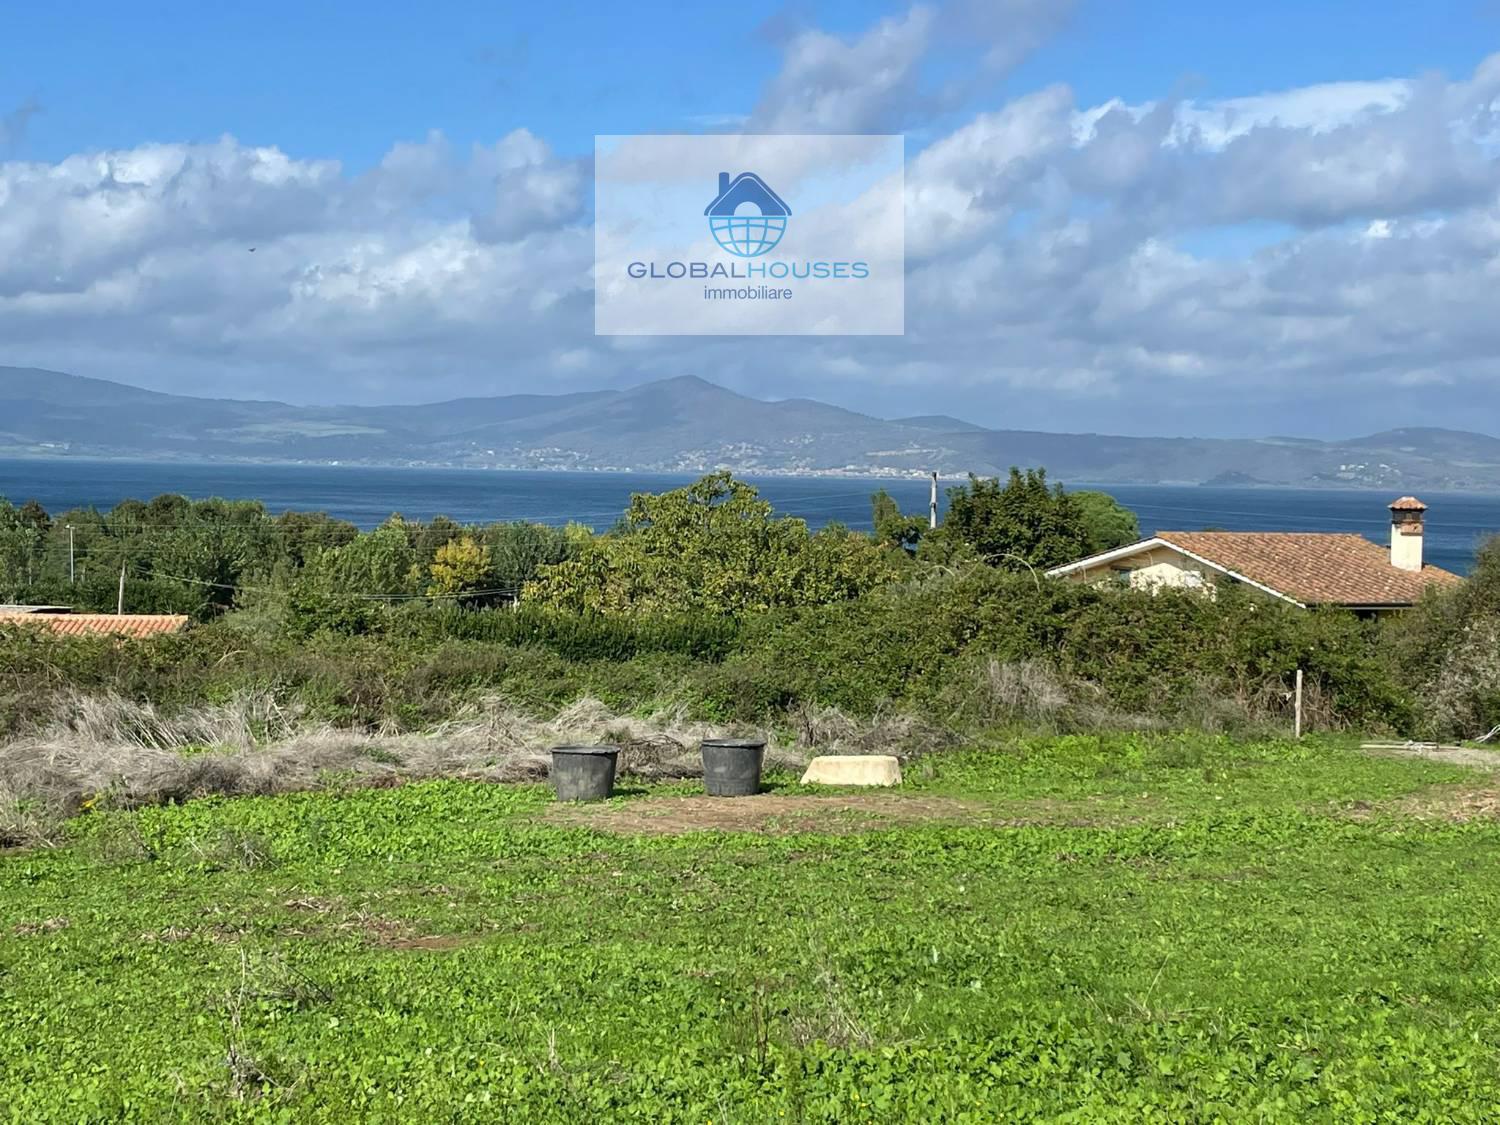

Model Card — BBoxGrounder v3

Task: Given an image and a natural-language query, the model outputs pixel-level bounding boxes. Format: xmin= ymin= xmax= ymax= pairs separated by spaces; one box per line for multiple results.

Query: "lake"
xmin=2 ymin=457 xmax=1498 ymax=575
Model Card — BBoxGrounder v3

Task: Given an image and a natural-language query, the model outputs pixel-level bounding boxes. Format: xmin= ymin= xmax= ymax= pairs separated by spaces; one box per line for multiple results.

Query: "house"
xmin=704 ymin=172 xmax=791 ymax=219
xmin=1046 ymin=496 xmax=1462 ymax=616
xmin=705 ymin=171 xmax=793 ymax=257
xmin=0 ymin=608 xmax=190 ymax=638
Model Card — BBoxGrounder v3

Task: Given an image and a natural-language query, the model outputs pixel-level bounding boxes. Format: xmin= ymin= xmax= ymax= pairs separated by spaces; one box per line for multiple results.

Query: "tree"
xmin=1071 ymin=490 xmax=1140 ymax=554
xmin=316 ymin=519 xmax=420 ymax=595
xmin=286 ymin=519 xmax=421 ymax=634
xmin=870 ymin=489 xmax=925 ymax=553
xmin=428 ymin=535 xmax=492 ymax=596
xmin=922 ymin=468 xmax=1089 ymax=571
xmin=275 ymin=510 xmax=358 ymax=567
xmin=480 ymin=522 xmax=572 ymax=593
xmin=17 ymin=500 xmax=50 ymax=537
xmin=524 ymin=472 xmax=897 ymax=616
xmin=407 ymin=515 xmax=464 ymax=564
xmin=0 ymin=499 xmax=42 ymax=595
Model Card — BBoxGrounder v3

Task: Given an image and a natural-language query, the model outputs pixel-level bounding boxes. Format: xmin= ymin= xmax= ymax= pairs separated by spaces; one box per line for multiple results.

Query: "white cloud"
xmin=0 ymin=131 xmax=594 ymax=401
xmin=906 ymin=86 xmax=1075 ymax=256
xmin=936 ymin=0 xmax=1078 ymax=74
xmin=749 ymin=0 xmax=1077 ymax=135
xmin=468 ymin=129 xmax=586 ymax=243
xmin=3 ymin=17 xmax=1500 ymax=435
xmin=750 ymin=6 xmax=937 ymax=134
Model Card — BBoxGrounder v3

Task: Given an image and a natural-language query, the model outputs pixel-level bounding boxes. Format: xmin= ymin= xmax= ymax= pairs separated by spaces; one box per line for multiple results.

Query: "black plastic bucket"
xmin=550 ymin=745 xmax=619 ymax=802
xmin=700 ymin=738 xmax=766 ymax=797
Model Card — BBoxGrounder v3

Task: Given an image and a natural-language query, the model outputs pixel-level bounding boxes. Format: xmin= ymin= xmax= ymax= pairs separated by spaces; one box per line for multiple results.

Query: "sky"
xmin=3 ymin=1 xmax=1500 ymax=437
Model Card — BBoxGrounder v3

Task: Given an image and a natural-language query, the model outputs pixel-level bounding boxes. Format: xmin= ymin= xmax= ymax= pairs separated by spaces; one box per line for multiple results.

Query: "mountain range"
xmin=4 ymin=365 xmax=1500 ymax=490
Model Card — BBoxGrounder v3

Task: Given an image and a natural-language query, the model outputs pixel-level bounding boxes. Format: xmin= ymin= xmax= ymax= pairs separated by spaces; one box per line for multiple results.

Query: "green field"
xmin=5 ymin=734 xmax=1500 ymax=1121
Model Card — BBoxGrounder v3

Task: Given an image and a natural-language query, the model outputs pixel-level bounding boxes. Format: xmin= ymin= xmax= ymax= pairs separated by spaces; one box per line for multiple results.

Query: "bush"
xmin=696 ymin=568 xmax=1408 ymax=730
xmin=422 ymin=604 xmax=741 ymax=661
xmin=524 ymin=473 xmax=897 ymax=615
xmin=1390 ymin=536 xmax=1500 ymax=739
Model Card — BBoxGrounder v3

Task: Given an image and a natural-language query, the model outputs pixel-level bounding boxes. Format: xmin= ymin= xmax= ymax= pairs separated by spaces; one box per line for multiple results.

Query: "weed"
xmin=1 ymin=737 xmax=1497 ymax=1119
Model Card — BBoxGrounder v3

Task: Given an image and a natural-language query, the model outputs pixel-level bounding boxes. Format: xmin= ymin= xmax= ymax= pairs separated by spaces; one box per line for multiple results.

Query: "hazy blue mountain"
xmin=3 ymin=366 xmax=1498 ymax=489
xmin=893 ymin=415 xmax=991 ymax=433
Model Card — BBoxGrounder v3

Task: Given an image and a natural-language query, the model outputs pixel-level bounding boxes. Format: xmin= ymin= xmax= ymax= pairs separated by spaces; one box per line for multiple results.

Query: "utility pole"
xmin=929 ymin=471 xmax=939 ymax=530
xmin=67 ymin=525 xmax=75 ymax=584
xmin=117 ymin=563 xmax=126 ymax=615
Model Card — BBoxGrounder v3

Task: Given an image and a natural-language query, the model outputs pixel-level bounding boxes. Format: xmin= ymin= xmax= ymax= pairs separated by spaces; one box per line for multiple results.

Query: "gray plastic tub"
xmin=700 ymin=738 xmax=766 ymax=797
xmin=550 ymin=745 xmax=620 ymax=802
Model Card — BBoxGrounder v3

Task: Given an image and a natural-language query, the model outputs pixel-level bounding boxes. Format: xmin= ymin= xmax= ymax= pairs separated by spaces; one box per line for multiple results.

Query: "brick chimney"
xmin=1388 ymin=496 xmax=1427 ymax=572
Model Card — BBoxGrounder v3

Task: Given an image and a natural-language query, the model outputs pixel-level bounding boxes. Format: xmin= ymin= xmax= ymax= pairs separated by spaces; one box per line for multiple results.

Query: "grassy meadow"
xmin=4 ymin=477 xmax=1499 ymax=1119
xmin=6 ymin=733 xmax=1500 ymax=1121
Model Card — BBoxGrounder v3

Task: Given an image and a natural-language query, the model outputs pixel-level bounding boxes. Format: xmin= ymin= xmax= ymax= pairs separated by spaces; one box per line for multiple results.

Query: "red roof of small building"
xmin=1154 ymin=531 xmax=1460 ymax=606
xmin=0 ymin=613 xmax=190 ymax=638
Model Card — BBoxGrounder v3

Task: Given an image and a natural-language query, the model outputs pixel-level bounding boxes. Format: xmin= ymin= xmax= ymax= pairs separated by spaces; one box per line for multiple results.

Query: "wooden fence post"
xmin=1294 ymin=668 xmax=1304 ymax=739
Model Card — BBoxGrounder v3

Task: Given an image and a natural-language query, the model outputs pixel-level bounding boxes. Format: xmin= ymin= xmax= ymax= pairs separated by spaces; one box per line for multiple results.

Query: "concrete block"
xmin=799 ymin=754 xmax=902 ymax=787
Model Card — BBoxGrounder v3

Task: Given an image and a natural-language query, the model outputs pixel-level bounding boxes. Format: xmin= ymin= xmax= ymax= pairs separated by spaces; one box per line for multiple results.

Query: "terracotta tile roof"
xmin=0 ymin=613 xmax=190 ymax=638
xmin=1155 ymin=532 xmax=1462 ymax=606
xmin=1388 ymin=496 xmax=1428 ymax=511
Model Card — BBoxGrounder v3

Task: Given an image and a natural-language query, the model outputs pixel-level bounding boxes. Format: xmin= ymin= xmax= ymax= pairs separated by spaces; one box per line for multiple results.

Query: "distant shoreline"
xmin=5 ymin=451 xmax=1500 ymax=495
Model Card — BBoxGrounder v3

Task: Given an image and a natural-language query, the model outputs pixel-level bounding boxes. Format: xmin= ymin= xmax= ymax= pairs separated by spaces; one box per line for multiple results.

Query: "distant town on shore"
xmin=5 ymin=365 xmax=1500 ymax=491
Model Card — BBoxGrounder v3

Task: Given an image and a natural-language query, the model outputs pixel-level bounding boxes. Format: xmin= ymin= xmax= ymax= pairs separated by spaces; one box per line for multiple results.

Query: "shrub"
xmin=524 ymin=473 xmax=897 ymax=615
xmin=1391 ymin=536 xmax=1500 ymax=739
xmin=423 ymin=604 xmax=742 ymax=661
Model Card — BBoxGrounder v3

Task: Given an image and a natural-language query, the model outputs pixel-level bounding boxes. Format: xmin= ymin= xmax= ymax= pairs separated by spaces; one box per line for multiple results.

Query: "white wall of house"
xmin=1061 ymin=546 xmax=1213 ymax=593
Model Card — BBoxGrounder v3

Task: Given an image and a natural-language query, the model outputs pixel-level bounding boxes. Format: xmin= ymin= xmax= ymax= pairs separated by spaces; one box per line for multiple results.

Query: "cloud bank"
xmin=2 ymin=5 xmax=1499 ymax=436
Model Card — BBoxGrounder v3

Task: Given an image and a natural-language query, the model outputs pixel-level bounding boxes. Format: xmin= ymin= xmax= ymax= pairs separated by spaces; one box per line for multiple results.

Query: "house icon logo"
xmin=705 ymin=171 xmax=791 ymax=258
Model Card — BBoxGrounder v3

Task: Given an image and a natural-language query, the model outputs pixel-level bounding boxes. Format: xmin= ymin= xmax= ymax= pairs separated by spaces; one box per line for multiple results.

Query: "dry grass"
xmin=1359 ymin=781 xmax=1500 ymax=824
xmin=973 ymin=659 xmax=1072 ymax=721
xmin=0 ymin=691 xmax=951 ymax=847
xmin=785 ymin=702 xmax=958 ymax=758
xmin=1426 ymin=618 xmax=1500 ymax=741
xmin=945 ymin=659 xmax=1290 ymax=737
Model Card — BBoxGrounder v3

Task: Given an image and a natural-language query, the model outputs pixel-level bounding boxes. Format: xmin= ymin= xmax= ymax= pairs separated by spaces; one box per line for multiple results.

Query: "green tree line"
xmin=3 ymin=469 xmax=1493 ymax=739
xmin=0 ymin=468 xmax=1137 ymax=623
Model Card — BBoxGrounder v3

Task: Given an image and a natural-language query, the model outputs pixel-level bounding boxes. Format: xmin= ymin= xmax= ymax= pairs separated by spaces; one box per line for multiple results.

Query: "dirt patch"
xmin=348 ymin=913 xmax=482 ymax=952
xmin=383 ymin=934 xmax=478 ymax=952
xmin=1344 ymin=744 xmax=1500 ymax=823
xmin=129 ymin=899 xmax=482 ymax=950
xmin=544 ymin=793 xmax=1053 ymax=836
xmin=1376 ymin=782 xmax=1500 ymax=823
xmin=139 ymin=926 xmax=195 ymax=943
xmin=12 ymin=916 xmax=69 ymax=936
xmin=1361 ymin=743 xmax=1500 ymax=769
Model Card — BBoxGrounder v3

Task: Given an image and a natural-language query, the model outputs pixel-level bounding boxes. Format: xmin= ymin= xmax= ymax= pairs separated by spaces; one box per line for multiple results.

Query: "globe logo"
xmin=704 ymin=171 xmax=792 ymax=258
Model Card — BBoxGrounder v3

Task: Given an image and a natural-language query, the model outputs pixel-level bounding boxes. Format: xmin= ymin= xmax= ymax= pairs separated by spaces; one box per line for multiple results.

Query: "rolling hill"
xmin=3 ymin=366 xmax=1498 ymax=489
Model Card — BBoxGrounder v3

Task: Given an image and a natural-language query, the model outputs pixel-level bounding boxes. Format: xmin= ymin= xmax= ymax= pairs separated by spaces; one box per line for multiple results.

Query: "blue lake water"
xmin=2 ymin=458 xmax=1497 ymax=575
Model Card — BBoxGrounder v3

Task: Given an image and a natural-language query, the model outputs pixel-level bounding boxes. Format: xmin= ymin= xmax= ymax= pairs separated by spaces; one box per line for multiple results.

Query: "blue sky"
xmin=3 ymin=1 xmax=1500 ymax=437
xmin=6 ymin=2 xmax=1493 ymax=163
